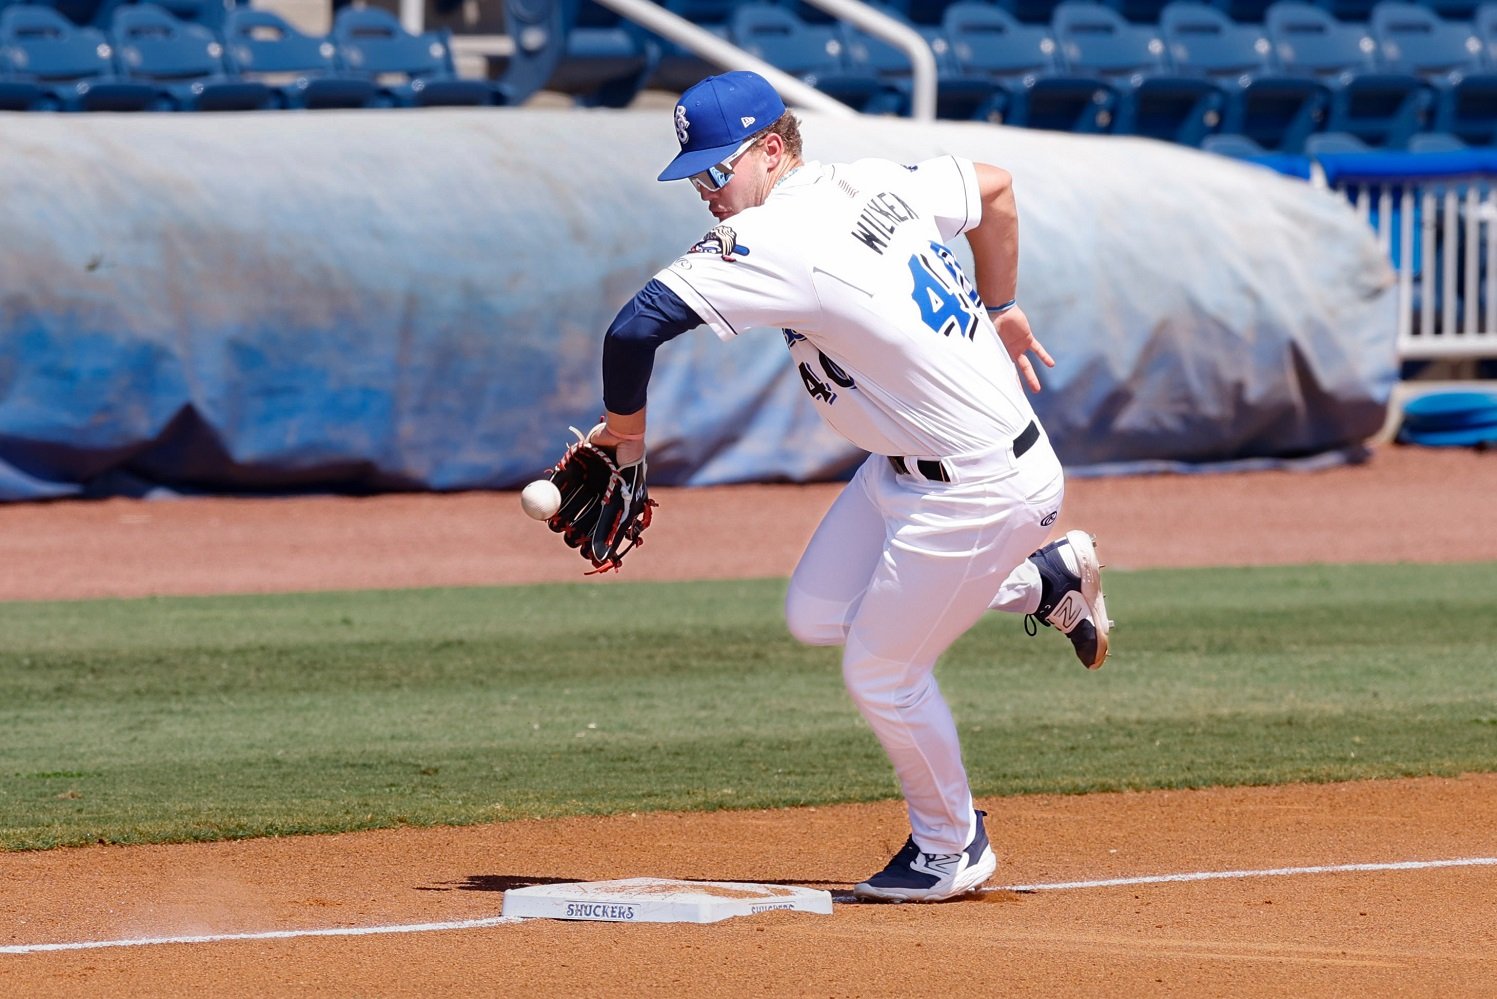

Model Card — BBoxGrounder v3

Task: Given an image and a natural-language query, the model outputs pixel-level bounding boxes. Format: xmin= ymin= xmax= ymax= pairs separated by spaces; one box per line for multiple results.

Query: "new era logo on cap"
xmin=657 ymin=72 xmax=787 ymax=183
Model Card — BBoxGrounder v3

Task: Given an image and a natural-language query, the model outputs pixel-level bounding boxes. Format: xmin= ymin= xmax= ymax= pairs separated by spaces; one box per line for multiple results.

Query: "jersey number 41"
xmin=909 ymin=242 xmax=982 ymax=341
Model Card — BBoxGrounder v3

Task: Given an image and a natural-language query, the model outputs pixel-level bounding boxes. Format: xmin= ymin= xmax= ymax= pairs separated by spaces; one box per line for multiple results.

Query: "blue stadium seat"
xmin=994 ymin=0 xmax=1066 ymax=24
xmin=942 ymin=1 xmax=1116 ymax=129
xmin=1407 ymin=130 xmax=1469 ymax=151
xmin=0 ymin=3 xmax=164 ymax=109
xmin=1161 ymin=2 xmax=1327 ymax=151
xmin=1202 ymin=131 xmax=1271 ymax=155
xmin=1266 ymin=0 xmax=1432 ymax=147
xmin=837 ymin=4 xmax=1009 ymax=119
xmin=846 ymin=0 xmax=954 ymax=56
xmin=1052 ymin=2 xmax=1168 ymax=76
xmin=1309 ymin=0 xmax=1379 ymax=21
xmin=945 ymin=0 xmax=1059 ymax=80
xmin=93 ymin=0 xmax=234 ymax=32
xmin=1303 ymin=127 xmax=1371 ymax=153
xmin=0 ymin=9 xmax=48 ymax=108
xmin=1052 ymin=1 xmax=1226 ymax=144
xmin=222 ymin=7 xmax=378 ymax=109
xmin=1425 ymin=0 xmax=1484 ymax=19
xmin=330 ymin=5 xmax=494 ymax=107
xmin=45 ymin=0 xmax=105 ymax=28
xmin=1370 ymin=1 xmax=1497 ymax=146
xmin=544 ymin=0 xmax=658 ymax=107
xmin=729 ymin=2 xmax=904 ymax=113
xmin=1371 ymin=1 xmax=1485 ymax=78
xmin=1102 ymin=0 xmax=1174 ymax=23
xmin=109 ymin=2 xmax=273 ymax=109
xmin=1267 ymin=0 xmax=1377 ymax=73
xmin=1161 ymin=1 xmax=1274 ymax=73
xmin=1478 ymin=2 xmax=1497 ymax=69
xmin=835 ymin=21 xmax=915 ymax=113
xmin=1203 ymin=0 xmax=1279 ymax=22
xmin=881 ymin=0 xmax=963 ymax=26
xmin=1201 ymin=131 xmax=1314 ymax=176
xmin=647 ymin=0 xmax=735 ymax=93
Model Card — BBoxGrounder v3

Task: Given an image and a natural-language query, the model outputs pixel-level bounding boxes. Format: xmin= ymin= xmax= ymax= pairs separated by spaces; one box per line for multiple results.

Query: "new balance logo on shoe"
xmin=854 ymin=811 xmax=997 ymax=903
xmin=912 ymin=852 xmax=961 ymax=878
xmin=1049 ymin=592 xmax=1084 ymax=631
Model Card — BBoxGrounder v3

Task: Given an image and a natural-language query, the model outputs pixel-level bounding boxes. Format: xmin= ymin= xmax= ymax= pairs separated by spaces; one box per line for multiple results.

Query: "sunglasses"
xmin=688 ymin=133 xmax=765 ymax=193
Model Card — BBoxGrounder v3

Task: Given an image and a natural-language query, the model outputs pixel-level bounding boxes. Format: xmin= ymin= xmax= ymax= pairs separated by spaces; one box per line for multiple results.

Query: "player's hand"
xmin=585 ymin=422 xmax=645 ymax=468
xmin=993 ymin=306 xmax=1053 ymax=394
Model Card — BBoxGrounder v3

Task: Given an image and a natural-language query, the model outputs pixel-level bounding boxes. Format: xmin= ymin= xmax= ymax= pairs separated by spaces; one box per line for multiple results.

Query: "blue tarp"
xmin=1315 ymin=149 xmax=1497 ymax=185
xmin=0 ymin=110 xmax=1398 ymax=500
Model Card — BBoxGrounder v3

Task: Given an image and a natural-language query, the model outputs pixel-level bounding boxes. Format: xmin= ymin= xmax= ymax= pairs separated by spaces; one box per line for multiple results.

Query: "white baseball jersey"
xmin=654 ymin=155 xmax=1037 ymax=459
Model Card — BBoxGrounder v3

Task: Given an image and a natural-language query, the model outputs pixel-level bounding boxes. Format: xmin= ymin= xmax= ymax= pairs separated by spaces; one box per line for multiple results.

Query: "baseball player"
xmin=585 ymin=71 xmax=1111 ymax=902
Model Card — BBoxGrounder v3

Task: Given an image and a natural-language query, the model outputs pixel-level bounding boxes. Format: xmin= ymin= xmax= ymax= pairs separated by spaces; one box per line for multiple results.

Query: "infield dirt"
xmin=2 ymin=444 xmax=1494 ymax=998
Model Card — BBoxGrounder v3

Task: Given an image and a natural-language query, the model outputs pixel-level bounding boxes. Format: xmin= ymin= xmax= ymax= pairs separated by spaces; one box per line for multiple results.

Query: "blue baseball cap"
xmin=658 ymin=71 xmax=787 ymax=182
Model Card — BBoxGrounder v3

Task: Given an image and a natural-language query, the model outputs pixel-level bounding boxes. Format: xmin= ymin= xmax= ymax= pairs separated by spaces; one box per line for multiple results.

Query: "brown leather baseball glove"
xmin=544 ymin=426 xmax=656 ymax=574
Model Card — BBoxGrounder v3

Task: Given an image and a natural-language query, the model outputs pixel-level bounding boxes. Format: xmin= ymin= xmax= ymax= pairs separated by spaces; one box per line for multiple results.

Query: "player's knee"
xmin=841 ymin=640 xmax=934 ymax=713
xmin=783 ymin=588 xmax=848 ymax=646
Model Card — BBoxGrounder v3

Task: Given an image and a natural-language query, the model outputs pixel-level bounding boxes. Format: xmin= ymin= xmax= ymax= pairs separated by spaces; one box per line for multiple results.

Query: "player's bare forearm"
xmin=967 ymin=164 xmax=1053 ymax=392
xmin=967 ymin=164 xmax=1019 ymax=308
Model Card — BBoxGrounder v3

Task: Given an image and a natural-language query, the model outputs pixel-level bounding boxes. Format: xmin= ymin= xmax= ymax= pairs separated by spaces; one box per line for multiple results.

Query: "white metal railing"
xmin=1321 ymin=166 xmax=1497 ymax=361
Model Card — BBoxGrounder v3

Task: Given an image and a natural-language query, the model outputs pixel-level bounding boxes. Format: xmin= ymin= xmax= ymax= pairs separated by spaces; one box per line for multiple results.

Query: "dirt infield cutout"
xmin=3 ymin=446 xmax=1495 ymax=997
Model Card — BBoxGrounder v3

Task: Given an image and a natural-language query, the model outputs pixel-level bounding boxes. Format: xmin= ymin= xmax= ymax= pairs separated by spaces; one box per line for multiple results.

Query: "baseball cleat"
xmin=853 ymin=810 xmax=997 ymax=903
xmin=1027 ymin=530 xmax=1112 ymax=670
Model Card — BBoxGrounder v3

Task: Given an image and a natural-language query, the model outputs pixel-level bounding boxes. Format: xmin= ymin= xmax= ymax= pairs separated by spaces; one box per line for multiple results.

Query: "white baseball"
xmin=520 ymin=479 xmax=562 ymax=520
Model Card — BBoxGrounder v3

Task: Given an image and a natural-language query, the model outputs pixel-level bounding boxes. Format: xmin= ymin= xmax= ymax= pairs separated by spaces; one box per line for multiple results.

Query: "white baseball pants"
xmin=784 ymin=439 xmax=1064 ymax=854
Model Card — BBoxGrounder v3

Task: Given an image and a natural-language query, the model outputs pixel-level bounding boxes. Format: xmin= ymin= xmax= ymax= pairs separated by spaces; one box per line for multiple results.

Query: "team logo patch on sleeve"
xmin=688 ymin=224 xmax=751 ymax=261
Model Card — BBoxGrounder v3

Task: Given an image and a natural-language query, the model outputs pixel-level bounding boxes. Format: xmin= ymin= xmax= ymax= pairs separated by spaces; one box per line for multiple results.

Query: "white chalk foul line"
xmin=0 ymin=914 xmax=521 ymax=956
xmin=829 ymin=855 xmax=1497 ymax=902
xmin=996 ymin=856 xmax=1497 ymax=893
xmin=7 ymin=857 xmax=1496 ymax=953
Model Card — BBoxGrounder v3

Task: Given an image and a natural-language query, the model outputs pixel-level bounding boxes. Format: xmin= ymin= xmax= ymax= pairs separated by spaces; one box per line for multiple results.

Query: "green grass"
xmin=2 ymin=563 xmax=1495 ymax=850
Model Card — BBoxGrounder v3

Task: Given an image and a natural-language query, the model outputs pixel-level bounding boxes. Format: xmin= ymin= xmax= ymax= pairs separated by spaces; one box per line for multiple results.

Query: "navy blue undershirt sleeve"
xmin=602 ymin=278 xmax=704 ymax=415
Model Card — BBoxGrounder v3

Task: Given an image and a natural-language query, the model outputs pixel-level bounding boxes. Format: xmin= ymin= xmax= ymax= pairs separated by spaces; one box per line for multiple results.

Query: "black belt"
xmin=888 ymin=420 xmax=1039 ymax=483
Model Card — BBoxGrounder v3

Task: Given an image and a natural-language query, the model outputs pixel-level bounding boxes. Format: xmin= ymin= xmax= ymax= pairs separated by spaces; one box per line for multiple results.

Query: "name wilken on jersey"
xmin=850 ymin=191 xmax=919 ymax=255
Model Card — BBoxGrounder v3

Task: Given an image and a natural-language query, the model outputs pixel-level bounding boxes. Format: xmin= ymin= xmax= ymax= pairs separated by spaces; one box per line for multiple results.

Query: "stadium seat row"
xmin=0 ymin=1 xmax=503 ymax=111
xmin=886 ymin=0 xmax=1489 ymax=26
xmin=7 ymin=0 xmax=1496 ymax=153
xmin=553 ymin=0 xmax=1497 ymax=150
